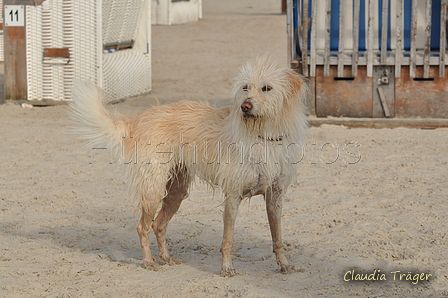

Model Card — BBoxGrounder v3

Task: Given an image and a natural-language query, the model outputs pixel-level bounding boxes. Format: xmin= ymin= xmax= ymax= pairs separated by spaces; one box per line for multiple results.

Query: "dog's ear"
xmin=286 ymin=71 xmax=304 ymax=102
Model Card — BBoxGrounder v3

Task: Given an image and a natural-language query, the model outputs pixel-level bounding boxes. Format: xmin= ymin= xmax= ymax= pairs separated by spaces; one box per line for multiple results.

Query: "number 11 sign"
xmin=5 ymin=5 xmax=25 ymax=27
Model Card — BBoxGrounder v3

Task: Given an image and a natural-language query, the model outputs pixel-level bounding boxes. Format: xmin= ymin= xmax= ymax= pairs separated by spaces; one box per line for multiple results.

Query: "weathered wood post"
xmin=3 ymin=0 xmax=45 ymax=102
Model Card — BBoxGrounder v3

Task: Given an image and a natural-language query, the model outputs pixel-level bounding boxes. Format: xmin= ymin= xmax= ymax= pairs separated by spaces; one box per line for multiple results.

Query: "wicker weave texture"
xmin=26 ymin=0 xmax=98 ymax=101
xmin=41 ymin=0 xmax=73 ymax=101
xmin=72 ymin=1 xmax=99 ymax=84
xmin=25 ymin=0 xmax=150 ymax=102
xmin=102 ymin=0 xmax=145 ymax=46
xmin=26 ymin=5 xmax=43 ymax=101
xmin=103 ymin=49 xmax=151 ymax=101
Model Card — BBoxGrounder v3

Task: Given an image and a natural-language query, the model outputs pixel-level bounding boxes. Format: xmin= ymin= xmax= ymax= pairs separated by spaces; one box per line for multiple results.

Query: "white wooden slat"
xmin=337 ymin=0 xmax=345 ymax=77
xmin=380 ymin=0 xmax=388 ymax=64
xmin=367 ymin=0 xmax=374 ymax=77
xmin=96 ymin=0 xmax=103 ymax=88
xmin=352 ymin=0 xmax=360 ymax=77
xmin=395 ymin=0 xmax=403 ymax=78
xmin=0 ymin=0 xmax=4 ymax=61
xmin=312 ymin=51 xmax=443 ymax=66
xmin=310 ymin=0 xmax=318 ymax=77
xmin=440 ymin=0 xmax=447 ymax=78
xmin=297 ymin=0 xmax=447 ymax=78
xmin=324 ymin=0 xmax=331 ymax=76
xmin=63 ymin=0 xmax=75 ymax=101
xmin=286 ymin=0 xmax=293 ymax=67
xmin=410 ymin=0 xmax=417 ymax=78
xmin=423 ymin=0 xmax=432 ymax=78
xmin=301 ymin=0 xmax=309 ymax=77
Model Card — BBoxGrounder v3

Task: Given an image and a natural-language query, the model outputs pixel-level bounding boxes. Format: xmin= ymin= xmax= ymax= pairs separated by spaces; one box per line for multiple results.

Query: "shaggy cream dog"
xmin=69 ymin=55 xmax=309 ymax=276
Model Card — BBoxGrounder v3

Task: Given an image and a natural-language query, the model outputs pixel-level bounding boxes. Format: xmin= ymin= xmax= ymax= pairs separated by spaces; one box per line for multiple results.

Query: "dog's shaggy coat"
xmin=69 ymin=56 xmax=309 ymax=276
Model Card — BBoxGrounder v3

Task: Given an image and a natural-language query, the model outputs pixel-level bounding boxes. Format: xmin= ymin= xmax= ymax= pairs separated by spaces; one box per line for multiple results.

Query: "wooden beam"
xmin=310 ymin=50 xmax=446 ymax=66
xmin=3 ymin=0 xmax=46 ymax=102
xmin=4 ymin=5 xmax=27 ymax=101
xmin=281 ymin=0 xmax=287 ymax=14
xmin=377 ymin=86 xmax=391 ymax=117
xmin=308 ymin=117 xmax=448 ymax=129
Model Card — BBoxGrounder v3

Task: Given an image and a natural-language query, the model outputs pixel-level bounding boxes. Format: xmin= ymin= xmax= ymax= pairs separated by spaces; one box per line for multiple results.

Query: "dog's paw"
xmin=220 ymin=268 xmax=238 ymax=277
xmin=279 ymin=264 xmax=303 ymax=274
xmin=142 ymin=261 xmax=160 ymax=271
xmin=162 ymin=257 xmax=183 ymax=266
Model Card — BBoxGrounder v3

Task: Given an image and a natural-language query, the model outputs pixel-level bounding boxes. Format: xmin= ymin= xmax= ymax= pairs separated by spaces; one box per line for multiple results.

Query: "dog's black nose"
xmin=241 ymin=101 xmax=253 ymax=113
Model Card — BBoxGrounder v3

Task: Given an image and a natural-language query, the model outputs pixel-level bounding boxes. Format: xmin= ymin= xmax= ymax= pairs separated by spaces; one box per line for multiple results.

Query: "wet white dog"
xmin=69 ymin=55 xmax=309 ymax=276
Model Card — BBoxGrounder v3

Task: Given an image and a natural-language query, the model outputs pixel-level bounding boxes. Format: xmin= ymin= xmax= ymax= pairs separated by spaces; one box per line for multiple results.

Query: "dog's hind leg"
xmin=152 ymin=166 xmax=190 ymax=265
xmin=220 ymin=194 xmax=242 ymax=277
xmin=265 ymin=184 xmax=297 ymax=274
xmin=137 ymin=207 xmax=158 ymax=269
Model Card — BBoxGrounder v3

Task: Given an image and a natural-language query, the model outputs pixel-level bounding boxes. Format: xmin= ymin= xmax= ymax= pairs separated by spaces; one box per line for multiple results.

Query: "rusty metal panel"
xmin=315 ymin=66 xmax=373 ymax=118
xmin=373 ymin=66 xmax=395 ymax=117
xmin=395 ymin=66 xmax=448 ymax=118
xmin=43 ymin=48 xmax=70 ymax=58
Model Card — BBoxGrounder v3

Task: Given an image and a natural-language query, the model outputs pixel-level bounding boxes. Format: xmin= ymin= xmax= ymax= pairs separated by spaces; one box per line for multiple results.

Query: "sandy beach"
xmin=1 ymin=0 xmax=448 ymax=297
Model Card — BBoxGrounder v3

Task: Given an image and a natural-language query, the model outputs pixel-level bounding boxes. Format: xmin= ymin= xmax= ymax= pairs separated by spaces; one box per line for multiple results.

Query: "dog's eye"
xmin=262 ymin=85 xmax=272 ymax=92
xmin=242 ymin=85 xmax=249 ymax=91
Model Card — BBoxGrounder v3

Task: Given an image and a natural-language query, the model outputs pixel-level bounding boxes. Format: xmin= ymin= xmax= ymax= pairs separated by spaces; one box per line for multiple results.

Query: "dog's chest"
xmin=240 ymin=173 xmax=272 ymax=197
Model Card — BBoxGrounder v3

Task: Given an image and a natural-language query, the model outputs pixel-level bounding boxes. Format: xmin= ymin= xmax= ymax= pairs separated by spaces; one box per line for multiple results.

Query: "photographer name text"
xmin=343 ymin=269 xmax=432 ymax=285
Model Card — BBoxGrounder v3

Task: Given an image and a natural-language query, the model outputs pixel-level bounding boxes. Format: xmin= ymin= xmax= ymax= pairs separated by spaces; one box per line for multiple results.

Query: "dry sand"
xmin=1 ymin=1 xmax=448 ymax=297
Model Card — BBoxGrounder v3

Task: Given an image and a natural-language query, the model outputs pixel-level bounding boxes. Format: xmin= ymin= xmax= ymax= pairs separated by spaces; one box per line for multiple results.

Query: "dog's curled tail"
xmin=69 ymin=81 xmax=129 ymax=158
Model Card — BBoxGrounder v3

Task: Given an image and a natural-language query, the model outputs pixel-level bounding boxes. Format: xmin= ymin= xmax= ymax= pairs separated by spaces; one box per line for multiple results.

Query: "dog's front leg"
xmin=220 ymin=194 xmax=242 ymax=277
xmin=265 ymin=186 xmax=297 ymax=274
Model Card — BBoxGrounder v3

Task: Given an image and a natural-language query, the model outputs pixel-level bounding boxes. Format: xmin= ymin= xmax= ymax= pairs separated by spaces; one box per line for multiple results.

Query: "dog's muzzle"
xmin=241 ymin=101 xmax=253 ymax=116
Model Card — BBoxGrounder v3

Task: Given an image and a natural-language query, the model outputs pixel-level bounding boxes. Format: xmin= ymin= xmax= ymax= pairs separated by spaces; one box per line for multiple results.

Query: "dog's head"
xmin=232 ymin=55 xmax=306 ymax=120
